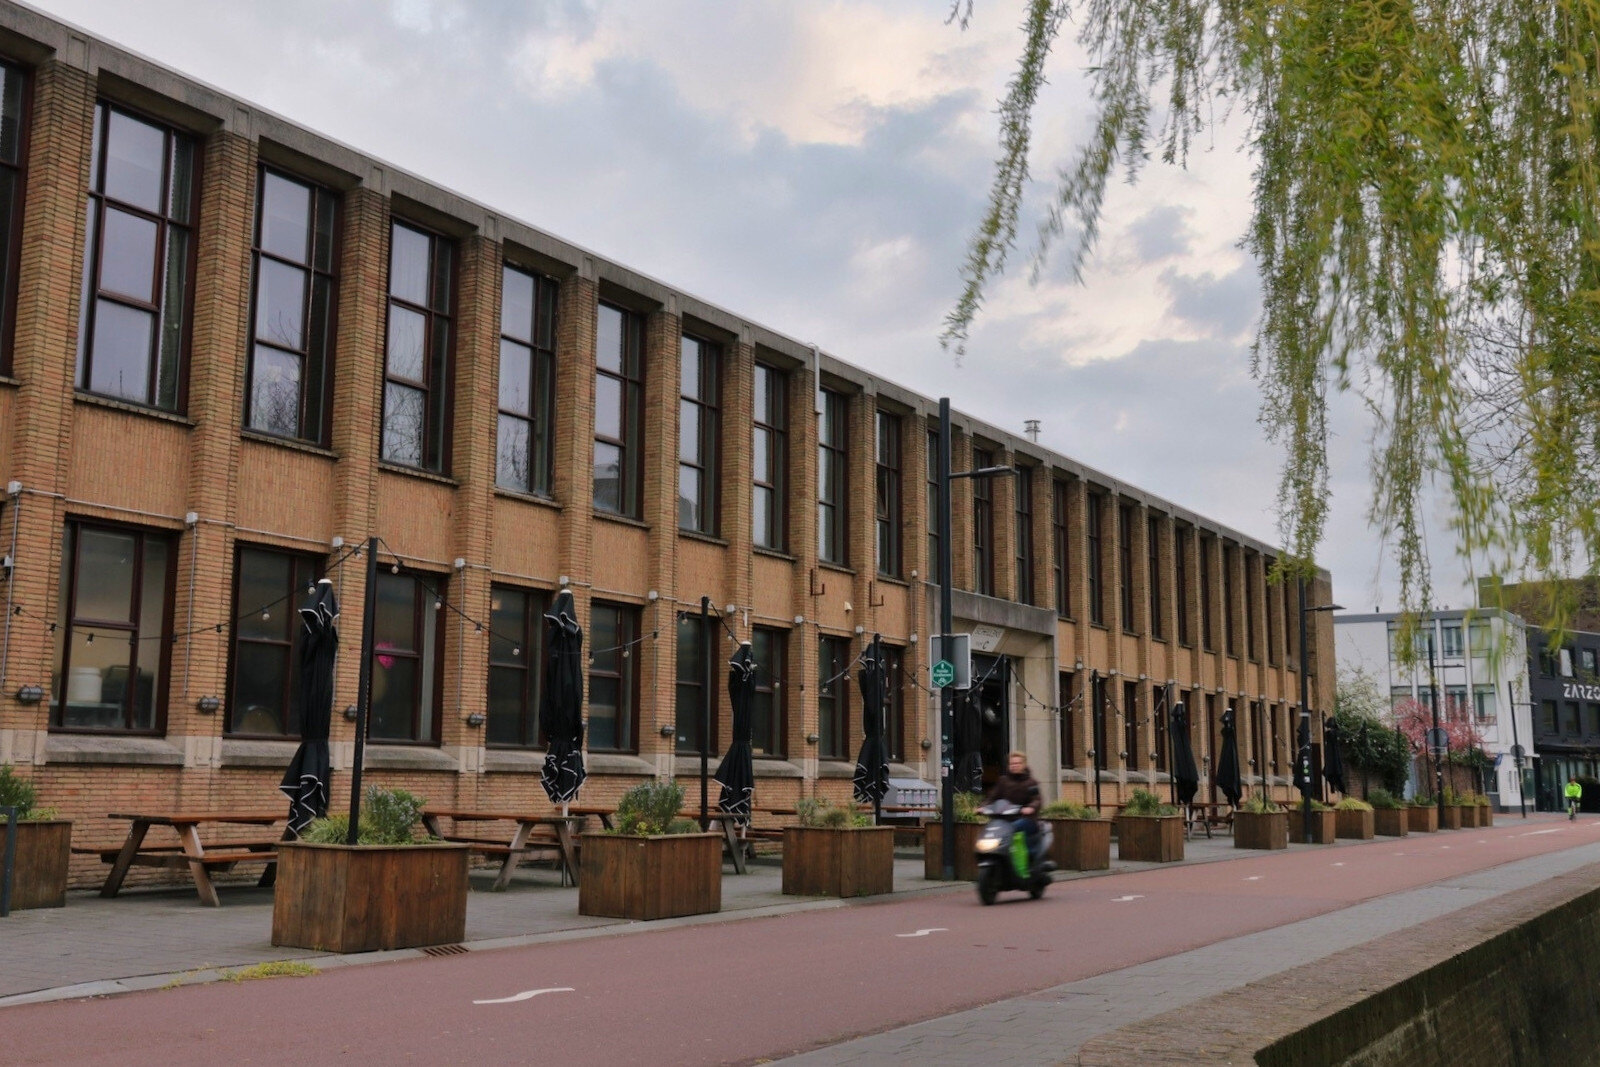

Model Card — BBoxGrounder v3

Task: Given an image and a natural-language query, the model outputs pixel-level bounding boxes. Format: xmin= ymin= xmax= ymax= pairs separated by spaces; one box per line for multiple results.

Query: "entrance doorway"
xmin=971 ymin=653 xmax=1011 ymax=791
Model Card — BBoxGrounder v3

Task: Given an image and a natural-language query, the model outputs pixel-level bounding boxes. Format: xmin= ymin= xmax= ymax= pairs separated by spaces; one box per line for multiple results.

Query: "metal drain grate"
xmin=421 ymin=943 xmax=468 ymax=957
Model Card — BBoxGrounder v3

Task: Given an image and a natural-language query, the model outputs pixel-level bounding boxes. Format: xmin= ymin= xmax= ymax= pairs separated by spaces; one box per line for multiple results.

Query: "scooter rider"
xmin=986 ymin=751 xmax=1042 ymax=858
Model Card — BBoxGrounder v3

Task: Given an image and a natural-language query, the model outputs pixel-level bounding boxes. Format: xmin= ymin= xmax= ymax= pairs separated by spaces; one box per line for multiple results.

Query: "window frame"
xmin=1052 ymin=480 xmax=1070 ymax=618
xmin=818 ymin=635 xmax=851 ymax=760
xmin=674 ymin=612 xmax=718 ymax=756
xmin=496 ymin=262 xmax=559 ymax=497
xmin=1123 ymin=680 xmax=1140 ymax=771
xmin=587 ymin=601 xmax=640 ymax=753
xmin=1147 ymin=515 xmax=1163 ymax=640
xmin=751 ymin=627 xmax=786 ymax=758
xmin=1223 ymin=544 xmax=1238 ymax=656
xmin=752 ymin=362 xmax=788 ymax=551
xmin=1118 ymin=504 xmax=1135 ymax=632
xmin=882 ymin=643 xmax=905 ymax=762
xmin=1058 ymin=670 xmax=1075 ymax=768
xmin=818 ymin=389 xmax=849 ymax=565
xmin=972 ymin=447 xmax=994 ymax=596
xmin=368 ymin=570 xmax=446 ymax=745
xmin=1087 ymin=492 xmax=1105 ymax=626
xmin=380 ymin=218 xmax=455 ymax=473
xmin=486 ymin=584 xmax=548 ymax=749
xmin=1245 ymin=556 xmax=1259 ymax=661
xmin=875 ymin=409 xmax=902 ymax=578
xmin=225 ymin=544 xmax=323 ymax=738
xmin=927 ymin=426 xmax=942 ymax=578
xmin=1175 ymin=526 xmax=1191 ymax=645
xmin=1199 ymin=535 xmax=1215 ymax=650
xmin=593 ymin=303 xmax=645 ymax=518
xmin=0 ymin=58 xmax=29 ymax=377
xmin=678 ymin=332 xmax=721 ymax=534
xmin=1015 ymin=466 xmax=1034 ymax=606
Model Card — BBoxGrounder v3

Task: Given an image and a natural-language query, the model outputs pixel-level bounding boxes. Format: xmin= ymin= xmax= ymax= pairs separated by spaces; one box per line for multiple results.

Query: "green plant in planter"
xmin=1410 ymin=794 xmax=1435 ymax=808
xmin=301 ymin=786 xmax=429 ymax=845
xmin=612 ymin=780 xmax=699 ymax=836
xmin=1040 ymin=798 xmax=1101 ymax=819
xmin=1239 ymin=794 xmax=1283 ymax=814
xmin=796 ymin=796 xmax=872 ymax=829
xmin=1122 ymin=788 xmax=1179 ymax=817
xmin=0 ymin=763 xmax=57 ymax=820
xmin=1335 ymin=798 xmax=1374 ymax=812
xmin=1308 ymin=799 xmax=1332 ymax=812
xmin=953 ymin=791 xmax=985 ymax=824
xmin=1441 ymin=786 xmax=1466 ymax=806
xmin=1367 ymin=788 xmax=1403 ymax=810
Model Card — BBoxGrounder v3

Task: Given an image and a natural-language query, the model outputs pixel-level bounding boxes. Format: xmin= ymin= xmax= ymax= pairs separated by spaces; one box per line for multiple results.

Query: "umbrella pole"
xmin=346 ymin=535 xmax=379 ymax=846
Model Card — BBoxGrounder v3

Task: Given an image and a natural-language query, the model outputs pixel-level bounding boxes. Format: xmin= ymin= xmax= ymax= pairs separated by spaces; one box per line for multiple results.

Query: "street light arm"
xmin=950 ymin=466 xmax=1018 ymax=480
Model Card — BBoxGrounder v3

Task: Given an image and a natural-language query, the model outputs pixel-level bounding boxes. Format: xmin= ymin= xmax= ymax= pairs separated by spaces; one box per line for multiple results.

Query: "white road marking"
xmin=1518 ymin=828 xmax=1564 ymax=837
xmin=1330 ymin=862 xmax=1344 ymax=867
xmin=1244 ymin=875 xmax=1263 ymax=881
xmin=895 ymin=928 xmax=948 ymax=938
xmin=1111 ymin=894 xmax=1144 ymax=902
xmin=473 ymin=987 xmax=575 ymax=1005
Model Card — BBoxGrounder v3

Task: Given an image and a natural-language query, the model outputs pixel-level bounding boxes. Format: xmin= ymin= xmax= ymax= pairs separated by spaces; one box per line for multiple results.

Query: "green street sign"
xmin=931 ymin=660 xmax=956 ymax=688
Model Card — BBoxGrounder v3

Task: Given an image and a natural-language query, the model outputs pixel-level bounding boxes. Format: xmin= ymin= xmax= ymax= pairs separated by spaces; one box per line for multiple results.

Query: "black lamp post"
xmin=1297 ymin=577 xmax=1341 ymax=844
xmin=935 ymin=397 xmax=1015 ymax=880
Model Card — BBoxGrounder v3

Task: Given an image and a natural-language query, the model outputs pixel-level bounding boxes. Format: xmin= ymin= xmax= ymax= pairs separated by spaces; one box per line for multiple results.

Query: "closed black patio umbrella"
xmin=852 ymin=635 xmax=891 ymax=819
xmin=953 ymin=685 xmax=984 ymax=794
xmin=1323 ymin=717 xmax=1348 ymax=796
xmin=713 ymin=642 xmax=756 ymax=825
xmin=1168 ymin=700 xmax=1200 ymax=808
xmin=539 ymin=590 xmax=587 ymax=809
xmin=1215 ymin=707 xmax=1243 ymax=807
xmin=280 ymin=579 xmax=338 ymax=838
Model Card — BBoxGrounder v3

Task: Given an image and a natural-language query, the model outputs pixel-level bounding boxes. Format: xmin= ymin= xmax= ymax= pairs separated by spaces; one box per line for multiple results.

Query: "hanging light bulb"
xmin=261 ymin=608 xmax=271 ymax=622
xmin=512 ymin=645 xmax=521 ymax=657
xmin=391 ymin=563 xmax=401 ymax=574
xmin=86 ymin=632 xmax=94 ymax=644
xmin=434 ymin=599 xmax=443 ymax=611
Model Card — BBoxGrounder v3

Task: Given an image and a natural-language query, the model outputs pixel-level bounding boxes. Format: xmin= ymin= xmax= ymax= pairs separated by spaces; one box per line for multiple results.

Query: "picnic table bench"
xmin=420 ymin=809 xmax=583 ymax=889
xmin=77 ymin=811 xmax=285 ymax=907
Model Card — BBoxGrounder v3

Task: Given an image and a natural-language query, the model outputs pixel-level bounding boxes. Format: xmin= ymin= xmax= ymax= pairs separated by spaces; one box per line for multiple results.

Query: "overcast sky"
xmin=29 ymin=0 xmax=1480 ymax=615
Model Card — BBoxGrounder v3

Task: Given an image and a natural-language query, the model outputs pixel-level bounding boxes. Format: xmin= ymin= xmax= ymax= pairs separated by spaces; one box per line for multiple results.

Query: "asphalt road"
xmin=11 ymin=818 xmax=1597 ymax=1066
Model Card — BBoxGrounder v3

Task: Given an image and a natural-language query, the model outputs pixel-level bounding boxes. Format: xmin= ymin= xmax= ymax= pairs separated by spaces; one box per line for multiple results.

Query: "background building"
xmin=1523 ymin=628 xmax=1600 ymax=811
xmin=0 ymin=3 xmax=1335 ymax=886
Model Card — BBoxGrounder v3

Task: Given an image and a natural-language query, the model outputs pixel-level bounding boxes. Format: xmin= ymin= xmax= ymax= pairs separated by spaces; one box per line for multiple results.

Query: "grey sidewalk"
xmin=775 ymin=835 xmax=1600 ymax=1065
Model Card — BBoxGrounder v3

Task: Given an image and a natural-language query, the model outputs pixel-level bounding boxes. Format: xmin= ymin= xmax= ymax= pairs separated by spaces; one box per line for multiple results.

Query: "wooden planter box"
xmin=1116 ymin=815 xmax=1184 ymax=863
xmin=1408 ymin=805 xmax=1439 ymax=833
xmin=923 ymin=821 xmax=981 ymax=881
xmin=0 ymin=819 xmax=70 ymax=910
xmin=781 ymin=827 xmax=894 ymax=898
xmin=1305 ymin=810 xmax=1337 ymax=843
xmin=1456 ymin=804 xmax=1479 ymax=829
xmin=1374 ymin=808 xmax=1409 ymax=837
xmin=272 ymin=842 xmax=468 ymax=953
xmin=1335 ymin=809 xmax=1375 ymax=840
xmin=1045 ymin=817 xmax=1111 ymax=871
xmin=1234 ymin=810 xmax=1289 ymax=850
xmin=578 ymin=832 xmax=721 ymax=920
xmin=1479 ymin=805 xmax=1494 ymax=827
xmin=1441 ymin=805 xmax=1462 ymax=830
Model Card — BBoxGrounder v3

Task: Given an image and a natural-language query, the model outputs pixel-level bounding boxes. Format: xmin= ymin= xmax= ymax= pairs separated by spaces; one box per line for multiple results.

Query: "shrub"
xmin=1410 ymin=794 xmax=1435 ymax=808
xmin=301 ymin=786 xmax=427 ymax=845
xmin=1308 ymin=799 xmax=1332 ymax=812
xmin=796 ymin=796 xmax=872 ymax=829
xmin=1040 ymin=798 xmax=1100 ymax=819
xmin=1367 ymin=788 xmax=1403 ymax=810
xmin=1335 ymin=797 xmax=1373 ymax=812
xmin=953 ymin=791 xmax=985 ymax=824
xmin=1239 ymin=794 xmax=1283 ymax=814
xmin=1122 ymin=788 xmax=1179 ymax=817
xmin=614 ymin=780 xmax=698 ymax=836
xmin=1441 ymin=786 xmax=1468 ymax=806
xmin=0 ymin=763 xmax=37 ymax=819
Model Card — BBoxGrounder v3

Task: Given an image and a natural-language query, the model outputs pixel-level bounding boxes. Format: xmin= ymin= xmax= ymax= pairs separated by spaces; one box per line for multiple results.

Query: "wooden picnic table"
xmin=89 ymin=811 xmax=285 ymax=907
xmin=420 ymin=809 xmax=584 ymax=889
xmin=565 ymin=804 xmax=753 ymax=874
xmin=1183 ymin=801 xmax=1234 ymax=839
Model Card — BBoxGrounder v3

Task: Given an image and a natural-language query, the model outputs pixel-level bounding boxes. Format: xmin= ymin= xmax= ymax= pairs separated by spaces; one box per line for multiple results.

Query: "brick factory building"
xmin=0 ymin=3 xmax=1334 ymax=886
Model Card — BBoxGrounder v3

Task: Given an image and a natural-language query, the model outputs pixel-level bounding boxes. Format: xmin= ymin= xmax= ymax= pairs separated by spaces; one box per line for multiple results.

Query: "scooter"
xmin=974 ymin=800 xmax=1054 ymax=905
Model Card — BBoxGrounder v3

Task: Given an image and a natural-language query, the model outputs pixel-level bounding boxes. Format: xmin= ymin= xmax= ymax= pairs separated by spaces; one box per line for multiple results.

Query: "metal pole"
xmin=938 ymin=399 xmax=956 ymax=881
xmin=1508 ymin=679 xmax=1527 ymax=818
xmin=700 ymin=596 xmax=711 ymax=832
xmin=1092 ymin=671 xmax=1103 ymax=813
xmin=1 ymin=804 xmax=16 ymax=918
xmin=1298 ymin=577 xmax=1312 ymax=844
xmin=873 ymin=632 xmax=884 ymax=826
xmin=346 ymin=535 xmax=379 ymax=846
xmin=1428 ymin=636 xmax=1444 ymax=823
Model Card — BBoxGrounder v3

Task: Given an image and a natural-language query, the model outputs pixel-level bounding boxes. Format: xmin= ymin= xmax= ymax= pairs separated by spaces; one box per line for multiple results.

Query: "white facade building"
xmin=1335 ymin=609 xmax=1534 ymax=810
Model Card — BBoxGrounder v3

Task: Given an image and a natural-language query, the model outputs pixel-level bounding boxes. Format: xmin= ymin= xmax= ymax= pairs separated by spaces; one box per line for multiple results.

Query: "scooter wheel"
xmin=977 ymin=867 xmax=998 ymax=906
xmin=1029 ymin=877 xmax=1048 ymax=900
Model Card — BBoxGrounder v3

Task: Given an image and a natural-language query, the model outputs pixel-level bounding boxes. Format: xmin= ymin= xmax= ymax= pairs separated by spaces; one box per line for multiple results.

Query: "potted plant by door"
xmin=1334 ymin=797 xmax=1375 ymax=840
xmin=579 ymin=780 xmax=722 ymax=920
xmin=273 ymin=786 xmax=468 ymax=952
xmin=0 ymin=764 xmax=71 ymax=910
xmin=924 ymin=792 xmax=985 ymax=881
xmin=1233 ymin=794 xmax=1289 ymax=850
xmin=782 ymin=796 xmax=894 ymax=898
xmin=1369 ymin=789 xmax=1409 ymax=837
xmin=1407 ymin=795 xmax=1440 ymax=833
xmin=1116 ymin=789 xmax=1184 ymax=862
xmin=1040 ymin=799 xmax=1111 ymax=870
xmin=1303 ymin=799 xmax=1338 ymax=843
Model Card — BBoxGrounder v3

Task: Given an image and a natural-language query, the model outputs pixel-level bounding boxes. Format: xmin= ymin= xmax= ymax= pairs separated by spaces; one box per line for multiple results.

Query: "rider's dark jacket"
xmin=985 ymin=768 xmax=1041 ymax=810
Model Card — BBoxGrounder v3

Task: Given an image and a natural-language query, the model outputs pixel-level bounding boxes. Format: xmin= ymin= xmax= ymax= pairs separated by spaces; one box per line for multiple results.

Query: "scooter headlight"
xmin=975 ymin=837 xmax=1001 ymax=852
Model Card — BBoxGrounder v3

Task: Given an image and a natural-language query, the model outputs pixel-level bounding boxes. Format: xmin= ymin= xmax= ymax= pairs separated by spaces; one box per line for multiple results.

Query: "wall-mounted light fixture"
xmin=331 ymin=535 xmax=344 ymax=550
xmin=659 ymin=724 xmax=676 ymax=738
xmin=793 ymin=615 xmax=805 ymax=625
xmin=195 ymin=695 xmax=221 ymax=714
xmin=15 ymin=684 xmax=43 ymax=704
xmin=454 ymin=557 xmax=466 ymax=571
xmin=854 ymin=625 xmax=864 ymax=635
xmin=647 ymin=590 xmax=659 ymax=601
xmin=724 ymin=604 xmax=736 ymax=616
xmin=920 ymin=737 xmax=932 ymax=750
xmin=908 ymin=633 xmax=919 ymax=644
xmin=559 ymin=574 xmax=570 ymax=587
xmin=184 ymin=511 xmax=199 ymax=527
xmin=805 ymin=733 xmax=819 ymax=744
xmin=465 ymin=712 xmax=486 ymax=727
xmin=343 ymin=705 xmax=358 ymax=722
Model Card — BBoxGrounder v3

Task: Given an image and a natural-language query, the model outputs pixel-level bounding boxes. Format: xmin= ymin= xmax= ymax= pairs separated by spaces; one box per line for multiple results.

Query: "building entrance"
xmin=971 ymin=654 xmax=1011 ymax=791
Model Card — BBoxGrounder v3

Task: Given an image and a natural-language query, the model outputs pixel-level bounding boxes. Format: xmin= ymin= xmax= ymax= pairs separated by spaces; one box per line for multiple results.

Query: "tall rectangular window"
xmin=1175 ymin=526 xmax=1190 ymax=645
xmin=370 ymin=571 xmax=443 ymax=743
xmin=1473 ymin=685 xmax=1495 ymax=722
xmin=1015 ymin=467 xmax=1035 ymax=605
xmin=751 ymin=628 xmax=785 ymax=757
xmin=382 ymin=221 xmax=453 ymax=471
xmin=53 ymin=522 xmax=172 ymax=732
xmin=927 ymin=427 xmax=942 ymax=577
xmin=1223 ymin=545 xmax=1238 ymax=655
xmin=674 ymin=613 xmax=717 ymax=755
xmin=1123 ymin=681 xmax=1140 ymax=771
xmin=883 ymin=644 xmax=905 ymax=761
xmin=228 ymin=546 xmax=320 ymax=737
xmin=818 ymin=390 xmax=848 ymax=565
xmin=1441 ymin=621 xmax=1464 ymax=658
xmin=1058 ymin=671 xmax=1075 ymax=768
xmin=497 ymin=264 xmax=558 ymax=495
xmin=1265 ymin=561 xmax=1279 ymax=664
xmin=1200 ymin=536 xmax=1215 ymax=650
xmin=487 ymin=585 xmax=546 ymax=748
xmin=1119 ymin=505 xmax=1135 ymax=631
xmin=1092 ymin=674 xmax=1109 ymax=771
xmin=78 ymin=103 xmax=196 ymax=411
xmin=818 ymin=636 xmax=850 ymax=759
xmin=1147 ymin=516 xmax=1163 ymax=639
xmin=1087 ymin=492 xmax=1104 ymax=625
xmin=589 ymin=602 xmax=638 ymax=751
xmin=1541 ymin=700 xmax=1557 ymax=733
xmin=1283 ymin=579 xmax=1296 ymax=662
xmin=679 ymin=333 xmax=720 ymax=533
xmin=875 ymin=410 xmax=902 ymax=577
xmin=0 ymin=61 xmax=27 ymax=374
xmin=1154 ymin=690 xmax=1168 ymax=773
xmin=972 ymin=448 xmax=994 ymax=596
xmin=246 ymin=168 xmax=336 ymax=443
xmin=1245 ymin=557 xmax=1259 ymax=660
xmin=1052 ymin=480 xmax=1070 ymax=617
xmin=753 ymin=363 xmax=786 ymax=550
xmin=594 ymin=303 xmax=644 ymax=517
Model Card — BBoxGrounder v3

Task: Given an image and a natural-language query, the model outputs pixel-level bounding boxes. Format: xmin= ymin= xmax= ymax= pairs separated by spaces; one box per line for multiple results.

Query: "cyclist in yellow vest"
xmin=1566 ymin=779 xmax=1583 ymax=820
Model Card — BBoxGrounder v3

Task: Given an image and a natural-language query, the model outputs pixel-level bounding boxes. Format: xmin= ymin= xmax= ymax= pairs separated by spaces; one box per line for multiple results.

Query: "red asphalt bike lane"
xmin=11 ymin=816 xmax=1600 ymax=1066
